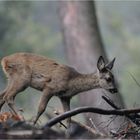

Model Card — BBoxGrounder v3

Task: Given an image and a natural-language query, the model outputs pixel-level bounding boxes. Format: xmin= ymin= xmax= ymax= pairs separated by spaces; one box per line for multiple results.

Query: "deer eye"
xmin=106 ymin=77 xmax=112 ymax=82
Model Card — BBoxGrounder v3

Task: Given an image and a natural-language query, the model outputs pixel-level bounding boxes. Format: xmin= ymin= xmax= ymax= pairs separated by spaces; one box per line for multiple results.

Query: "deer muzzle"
xmin=109 ymin=88 xmax=118 ymax=94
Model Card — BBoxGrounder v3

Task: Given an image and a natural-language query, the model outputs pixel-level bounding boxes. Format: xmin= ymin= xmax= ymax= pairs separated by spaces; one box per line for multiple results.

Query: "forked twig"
xmin=102 ymin=95 xmax=140 ymax=125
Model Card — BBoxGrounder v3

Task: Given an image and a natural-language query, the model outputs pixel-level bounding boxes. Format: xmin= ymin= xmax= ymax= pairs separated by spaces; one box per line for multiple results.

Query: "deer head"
xmin=97 ymin=56 xmax=117 ymax=93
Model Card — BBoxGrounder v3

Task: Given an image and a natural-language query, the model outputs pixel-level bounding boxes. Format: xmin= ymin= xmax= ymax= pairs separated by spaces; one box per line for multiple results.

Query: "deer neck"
xmin=70 ymin=72 xmax=100 ymax=93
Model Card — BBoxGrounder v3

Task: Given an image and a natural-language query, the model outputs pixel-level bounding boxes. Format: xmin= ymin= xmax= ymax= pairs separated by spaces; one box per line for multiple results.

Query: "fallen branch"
xmin=44 ymin=106 xmax=140 ymax=128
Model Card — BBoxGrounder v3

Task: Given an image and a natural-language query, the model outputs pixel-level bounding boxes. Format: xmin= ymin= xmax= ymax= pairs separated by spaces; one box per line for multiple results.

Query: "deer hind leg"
xmin=0 ymin=91 xmax=6 ymax=111
xmin=3 ymin=79 xmax=28 ymax=115
xmin=33 ymin=88 xmax=53 ymax=125
xmin=0 ymin=80 xmax=12 ymax=111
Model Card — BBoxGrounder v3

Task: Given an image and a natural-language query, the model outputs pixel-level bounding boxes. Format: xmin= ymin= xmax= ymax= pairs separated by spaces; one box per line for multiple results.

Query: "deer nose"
xmin=109 ymin=88 xmax=118 ymax=94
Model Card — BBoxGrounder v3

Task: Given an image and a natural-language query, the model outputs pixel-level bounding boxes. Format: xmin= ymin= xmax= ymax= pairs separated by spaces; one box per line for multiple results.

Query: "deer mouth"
xmin=108 ymin=88 xmax=118 ymax=93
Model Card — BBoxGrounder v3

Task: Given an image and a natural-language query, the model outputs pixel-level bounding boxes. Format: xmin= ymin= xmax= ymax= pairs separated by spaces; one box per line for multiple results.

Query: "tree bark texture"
xmin=59 ymin=1 xmax=129 ymax=134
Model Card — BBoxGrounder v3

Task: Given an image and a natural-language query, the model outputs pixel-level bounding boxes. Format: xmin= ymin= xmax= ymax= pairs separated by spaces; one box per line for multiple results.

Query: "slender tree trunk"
xmin=59 ymin=1 xmax=129 ymax=134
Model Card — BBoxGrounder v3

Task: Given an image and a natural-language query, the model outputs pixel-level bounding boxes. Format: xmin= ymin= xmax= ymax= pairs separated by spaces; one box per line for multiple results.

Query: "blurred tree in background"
xmin=59 ymin=1 xmax=127 ymax=134
xmin=0 ymin=1 xmax=140 ymax=126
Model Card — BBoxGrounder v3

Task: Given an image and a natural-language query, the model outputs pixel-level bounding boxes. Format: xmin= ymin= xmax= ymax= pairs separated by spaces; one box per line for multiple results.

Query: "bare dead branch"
xmin=44 ymin=106 xmax=140 ymax=128
xmin=102 ymin=95 xmax=140 ymax=125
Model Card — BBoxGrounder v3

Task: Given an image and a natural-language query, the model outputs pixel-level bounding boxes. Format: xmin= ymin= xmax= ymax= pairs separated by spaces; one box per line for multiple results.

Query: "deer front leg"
xmin=60 ymin=97 xmax=71 ymax=127
xmin=33 ymin=88 xmax=53 ymax=125
xmin=60 ymin=97 xmax=72 ymax=137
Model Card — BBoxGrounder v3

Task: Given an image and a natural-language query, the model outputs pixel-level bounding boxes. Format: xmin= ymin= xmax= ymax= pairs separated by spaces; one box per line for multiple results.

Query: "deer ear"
xmin=97 ymin=56 xmax=105 ymax=71
xmin=106 ymin=58 xmax=115 ymax=70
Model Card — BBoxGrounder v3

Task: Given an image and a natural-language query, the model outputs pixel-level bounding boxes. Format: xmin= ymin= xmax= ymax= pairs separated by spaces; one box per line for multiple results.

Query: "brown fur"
xmin=0 ymin=53 xmax=117 ymax=124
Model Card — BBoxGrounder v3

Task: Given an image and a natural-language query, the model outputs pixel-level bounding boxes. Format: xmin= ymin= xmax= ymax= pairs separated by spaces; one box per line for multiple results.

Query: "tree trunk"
xmin=59 ymin=1 xmax=129 ymax=134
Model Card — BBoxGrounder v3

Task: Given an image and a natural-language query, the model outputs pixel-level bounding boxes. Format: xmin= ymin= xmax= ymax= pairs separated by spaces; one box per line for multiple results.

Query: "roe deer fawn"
xmin=0 ymin=53 xmax=117 ymax=124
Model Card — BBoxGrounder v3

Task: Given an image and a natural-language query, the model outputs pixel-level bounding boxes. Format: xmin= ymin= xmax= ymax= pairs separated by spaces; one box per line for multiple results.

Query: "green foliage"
xmin=0 ymin=1 xmax=62 ymax=57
